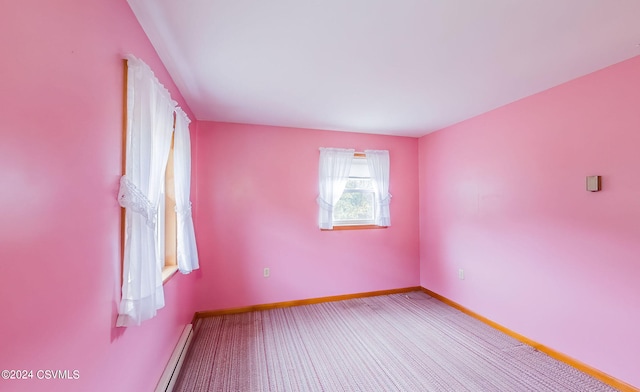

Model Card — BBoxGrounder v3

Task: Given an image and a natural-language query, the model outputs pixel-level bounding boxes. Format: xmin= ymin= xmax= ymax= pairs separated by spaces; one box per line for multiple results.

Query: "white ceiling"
xmin=128 ymin=0 xmax=640 ymax=138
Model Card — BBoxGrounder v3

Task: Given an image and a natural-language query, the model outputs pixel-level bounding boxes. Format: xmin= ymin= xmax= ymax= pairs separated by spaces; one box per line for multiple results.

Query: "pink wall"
xmin=6 ymin=0 xmax=635 ymax=388
xmin=418 ymin=55 xmax=640 ymax=388
xmin=193 ymin=122 xmax=420 ymax=311
xmin=0 ymin=1 xmax=198 ymax=391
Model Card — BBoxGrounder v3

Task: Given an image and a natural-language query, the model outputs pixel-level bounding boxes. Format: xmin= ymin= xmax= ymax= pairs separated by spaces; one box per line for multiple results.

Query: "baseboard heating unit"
xmin=155 ymin=324 xmax=193 ymax=392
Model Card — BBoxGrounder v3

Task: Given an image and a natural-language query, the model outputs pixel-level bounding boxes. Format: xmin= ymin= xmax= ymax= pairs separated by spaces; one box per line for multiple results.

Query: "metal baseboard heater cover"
xmin=155 ymin=324 xmax=193 ymax=392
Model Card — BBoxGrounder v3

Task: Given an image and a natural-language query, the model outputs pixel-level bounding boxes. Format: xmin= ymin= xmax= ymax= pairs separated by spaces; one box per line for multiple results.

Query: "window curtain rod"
xmin=318 ymin=148 xmax=366 ymax=157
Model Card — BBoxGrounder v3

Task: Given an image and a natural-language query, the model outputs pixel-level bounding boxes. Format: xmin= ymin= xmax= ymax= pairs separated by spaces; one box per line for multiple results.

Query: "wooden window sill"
xmin=162 ymin=265 xmax=179 ymax=284
xmin=322 ymin=225 xmax=388 ymax=231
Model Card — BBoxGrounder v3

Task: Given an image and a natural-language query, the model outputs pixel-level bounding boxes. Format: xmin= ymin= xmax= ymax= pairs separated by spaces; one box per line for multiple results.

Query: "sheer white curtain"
xmin=173 ymin=107 xmax=199 ymax=273
xmin=365 ymin=150 xmax=391 ymax=226
xmin=317 ymin=147 xmax=354 ymax=229
xmin=117 ymin=55 xmax=176 ymax=326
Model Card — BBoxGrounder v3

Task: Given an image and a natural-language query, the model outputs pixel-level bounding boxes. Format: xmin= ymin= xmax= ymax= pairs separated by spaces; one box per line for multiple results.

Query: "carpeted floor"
xmin=174 ymin=291 xmax=618 ymax=391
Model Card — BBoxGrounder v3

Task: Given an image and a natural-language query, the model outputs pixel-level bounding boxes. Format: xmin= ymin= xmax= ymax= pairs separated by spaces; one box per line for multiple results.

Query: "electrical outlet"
xmin=263 ymin=267 xmax=270 ymax=278
xmin=458 ymin=268 xmax=465 ymax=280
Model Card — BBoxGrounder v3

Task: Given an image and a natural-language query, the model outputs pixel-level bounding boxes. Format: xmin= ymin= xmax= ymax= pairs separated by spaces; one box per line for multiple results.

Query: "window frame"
xmin=161 ymin=133 xmax=179 ymax=282
xmin=324 ymin=153 xmax=387 ymax=231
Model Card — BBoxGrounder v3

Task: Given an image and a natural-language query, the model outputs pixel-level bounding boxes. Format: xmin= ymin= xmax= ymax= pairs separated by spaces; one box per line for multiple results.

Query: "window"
xmin=332 ymin=156 xmax=376 ymax=226
xmin=117 ymin=55 xmax=198 ymax=327
xmin=317 ymin=148 xmax=391 ymax=230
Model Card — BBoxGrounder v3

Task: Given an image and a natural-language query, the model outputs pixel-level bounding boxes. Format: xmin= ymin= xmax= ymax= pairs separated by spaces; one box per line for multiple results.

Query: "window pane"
xmin=344 ymin=178 xmax=374 ymax=190
xmin=333 ymin=190 xmax=375 ymax=222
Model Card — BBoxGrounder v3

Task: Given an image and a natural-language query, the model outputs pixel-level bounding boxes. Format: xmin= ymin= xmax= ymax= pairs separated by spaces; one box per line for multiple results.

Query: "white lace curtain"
xmin=173 ymin=108 xmax=199 ymax=273
xmin=117 ymin=57 xmax=200 ymax=326
xmin=117 ymin=55 xmax=175 ymax=326
xmin=365 ymin=150 xmax=392 ymax=226
xmin=317 ymin=148 xmax=354 ymax=229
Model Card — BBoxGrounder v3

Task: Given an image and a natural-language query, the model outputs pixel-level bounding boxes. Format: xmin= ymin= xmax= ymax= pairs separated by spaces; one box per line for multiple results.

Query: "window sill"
xmin=321 ymin=225 xmax=388 ymax=231
xmin=162 ymin=265 xmax=179 ymax=284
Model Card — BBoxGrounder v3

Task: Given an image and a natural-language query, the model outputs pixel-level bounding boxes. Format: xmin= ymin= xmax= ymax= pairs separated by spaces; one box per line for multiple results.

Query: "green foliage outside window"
xmin=333 ymin=179 xmax=375 ymax=223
